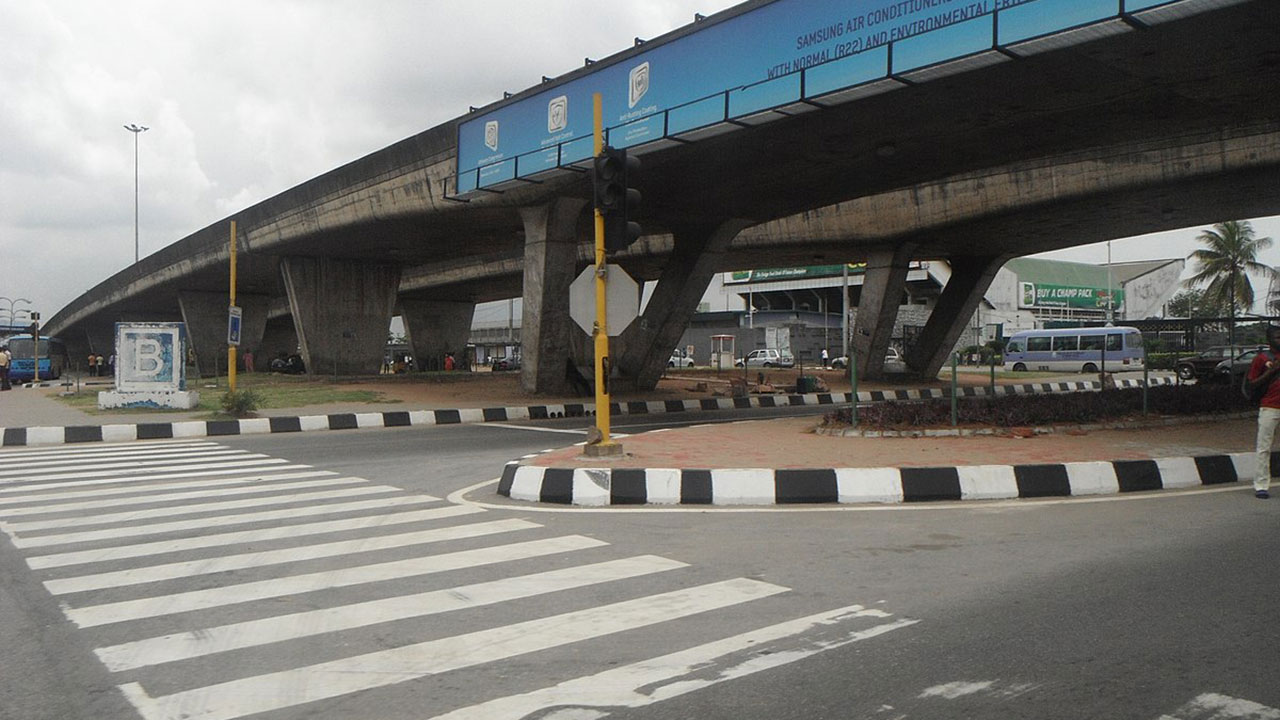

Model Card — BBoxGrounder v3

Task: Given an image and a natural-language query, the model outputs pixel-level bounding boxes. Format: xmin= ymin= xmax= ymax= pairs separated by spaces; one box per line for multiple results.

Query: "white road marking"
xmin=1 ymin=483 xmax=402 ymax=532
xmin=427 ymin=605 xmax=917 ymax=720
xmin=0 ymin=461 xmax=322 ymax=497
xmin=0 ymin=470 xmax=337 ymax=508
xmin=10 ymin=494 xmax=441 ymax=549
xmin=116 ymin=578 xmax=786 ymax=720
xmin=0 ymin=441 xmax=217 ymax=462
xmin=0 ymin=447 xmax=248 ymax=472
xmin=25 ymin=504 xmax=483 ymax=569
xmin=1158 ymin=693 xmax=1280 ymax=719
xmin=0 ymin=455 xmax=282 ymax=484
xmin=95 ymin=555 xmax=686 ymax=672
xmin=0 ymin=459 xmax=296 ymax=493
xmin=480 ymin=424 xmax=589 ymax=435
xmin=44 ymin=518 xmax=541 ymax=594
xmin=66 ymin=534 xmax=607 ymax=627
xmin=0 ymin=475 xmax=366 ymax=517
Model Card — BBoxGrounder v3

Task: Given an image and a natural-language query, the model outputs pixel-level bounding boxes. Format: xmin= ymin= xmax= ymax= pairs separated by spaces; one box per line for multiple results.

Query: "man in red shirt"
xmin=1246 ymin=326 xmax=1280 ymax=499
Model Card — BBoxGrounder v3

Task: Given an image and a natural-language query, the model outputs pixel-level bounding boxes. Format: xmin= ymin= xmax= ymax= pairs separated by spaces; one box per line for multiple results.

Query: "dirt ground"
xmin=319 ymin=365 xmax=1005 ymax=409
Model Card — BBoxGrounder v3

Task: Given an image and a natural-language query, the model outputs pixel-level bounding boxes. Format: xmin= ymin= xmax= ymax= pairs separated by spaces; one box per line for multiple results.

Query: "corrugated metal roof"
xmin=1005 ymin=257 xmax=1182 ymax=288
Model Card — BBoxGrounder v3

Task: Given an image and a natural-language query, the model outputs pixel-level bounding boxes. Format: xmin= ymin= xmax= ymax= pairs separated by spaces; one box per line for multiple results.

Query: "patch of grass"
xmin=53 ymin=374 xmax=397 ymax=416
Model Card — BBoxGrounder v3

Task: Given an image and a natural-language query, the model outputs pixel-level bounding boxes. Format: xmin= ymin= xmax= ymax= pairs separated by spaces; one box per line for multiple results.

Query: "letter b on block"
xmin=134 ymin=339 xmax=164 ymax=376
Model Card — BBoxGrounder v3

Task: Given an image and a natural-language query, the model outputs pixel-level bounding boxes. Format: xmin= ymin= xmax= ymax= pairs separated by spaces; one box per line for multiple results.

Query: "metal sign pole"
xmin=228 ymin=221 xmax=238 ymax=393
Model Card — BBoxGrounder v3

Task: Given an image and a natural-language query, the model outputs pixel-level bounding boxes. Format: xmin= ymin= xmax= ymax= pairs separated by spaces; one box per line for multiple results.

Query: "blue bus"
xmin=5 ymin=335 xmax=69 ymax=382
xmin=1003 ymin=326 xmax=1145 ymax=373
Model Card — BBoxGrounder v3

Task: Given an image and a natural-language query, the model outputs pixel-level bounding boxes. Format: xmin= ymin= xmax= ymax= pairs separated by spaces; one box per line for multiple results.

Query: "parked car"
xmin=668 ymin=350 xmax=695 ymax=368
xmin=1176 ymin=346 xmax=1257 ymax=381
xmin=491 ymin=356 xmax=521 ymax=371
xmin=734 ymin=348 xmax=795 ymax=368
xmin=1212 ymin=348 xmax=1270 ymax=384
xmin=829 ymin=348 xmax=901 ymax=370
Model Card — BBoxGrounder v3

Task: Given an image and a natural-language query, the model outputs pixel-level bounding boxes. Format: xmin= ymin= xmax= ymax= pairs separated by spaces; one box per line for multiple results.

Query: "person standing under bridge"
xmin=1246 ymin=325 xmax=1280 ymax=500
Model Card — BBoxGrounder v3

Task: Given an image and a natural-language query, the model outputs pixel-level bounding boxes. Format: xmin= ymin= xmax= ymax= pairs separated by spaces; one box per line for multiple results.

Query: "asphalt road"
xmin=0 ymin=412 xmax=1276 ymax=720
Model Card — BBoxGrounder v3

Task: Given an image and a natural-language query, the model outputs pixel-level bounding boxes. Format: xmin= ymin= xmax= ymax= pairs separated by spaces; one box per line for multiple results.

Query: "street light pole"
xmin=0 ymin=296 xmax=32 ymax=330
xmin=124 ymin=124 xmax=149 ymax=264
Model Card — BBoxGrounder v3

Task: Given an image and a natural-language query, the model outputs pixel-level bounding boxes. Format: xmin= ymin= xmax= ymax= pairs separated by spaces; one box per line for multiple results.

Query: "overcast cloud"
xmin=1 ymin=0 xmax=1277 ymax=325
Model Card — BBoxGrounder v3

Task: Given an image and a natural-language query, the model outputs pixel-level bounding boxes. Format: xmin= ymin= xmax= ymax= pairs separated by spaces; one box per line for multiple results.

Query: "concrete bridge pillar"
xmin=853 ymin=244 xmax=916 ymax=380
xmin=906 ymin=254 xmax=1010 ymax=379
xmin=617 ymin=219 xmax=753 ymax=390
xmin=518 ymin=197 xmax=588 ymax=394
xmin=177 ymin=291 xmax=271 ymax=377
xmin=281 ymin=257 xmax=401 ymax=375
xmin=400 ymin=299 xmax=476 ymax=371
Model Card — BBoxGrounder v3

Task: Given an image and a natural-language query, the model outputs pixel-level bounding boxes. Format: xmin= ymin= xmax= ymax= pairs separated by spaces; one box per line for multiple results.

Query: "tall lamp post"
xmin=124 ymin=123 xmax=149 ymax=264
xmin=0 ymin=296 xmax=32 ymax=331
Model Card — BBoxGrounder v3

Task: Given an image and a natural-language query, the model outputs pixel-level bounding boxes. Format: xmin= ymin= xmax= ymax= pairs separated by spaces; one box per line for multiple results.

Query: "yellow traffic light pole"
xmin=586 ymin=93 xmax=620 ymax=457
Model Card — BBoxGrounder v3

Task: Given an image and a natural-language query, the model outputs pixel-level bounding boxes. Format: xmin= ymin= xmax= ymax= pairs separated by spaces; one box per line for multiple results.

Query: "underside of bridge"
xmin=46 ymin=1 xmax=1280 ymax=391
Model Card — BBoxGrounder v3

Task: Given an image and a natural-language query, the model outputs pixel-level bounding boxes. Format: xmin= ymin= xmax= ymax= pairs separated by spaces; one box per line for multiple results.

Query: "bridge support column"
xmin=177 ymin=291 xmax=270 ymax=377
xmin=519 ymin=198 xmax=588 ymax=394
xmin=853 ymin=244 xmax=915 ymax=380
xmin=400 ymin=299 xmax=476 ymax=371
xmin=281 ymin=257 xmax=401 ymax=375
xmin=906 ymin=254 xmax=1009 ymax=379
xmin=617 ymin=219 xmax=753 ymax=390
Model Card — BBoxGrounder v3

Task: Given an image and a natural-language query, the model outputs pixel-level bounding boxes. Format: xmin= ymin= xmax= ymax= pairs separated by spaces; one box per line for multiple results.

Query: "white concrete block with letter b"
xmin=98 ymin=322 xmax=200 ymax=409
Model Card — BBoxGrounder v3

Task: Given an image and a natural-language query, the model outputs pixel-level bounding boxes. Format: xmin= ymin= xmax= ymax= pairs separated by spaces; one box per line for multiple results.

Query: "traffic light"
xmin=591 ymin=146 xmax=641 ymax=253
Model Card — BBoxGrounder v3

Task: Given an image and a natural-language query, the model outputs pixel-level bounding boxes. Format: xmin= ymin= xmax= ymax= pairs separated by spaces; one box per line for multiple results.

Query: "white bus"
xmin=1003 ymin=326 xmax=1145 ymax=373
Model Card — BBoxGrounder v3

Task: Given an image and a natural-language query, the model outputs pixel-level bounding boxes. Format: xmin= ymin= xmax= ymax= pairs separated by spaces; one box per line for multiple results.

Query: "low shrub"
xmin=825 ymin=384 xmax=1248 ymax=429
xmin=1145 ymin=352 xmax=1179 ymax=371
xmin=220 ymin=388 xmax=263 ymax=417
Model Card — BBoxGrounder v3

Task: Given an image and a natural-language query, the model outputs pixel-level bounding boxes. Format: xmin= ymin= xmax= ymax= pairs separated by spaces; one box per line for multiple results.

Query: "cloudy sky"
xmin=2 ymin=0 xmax=1278 ymax=327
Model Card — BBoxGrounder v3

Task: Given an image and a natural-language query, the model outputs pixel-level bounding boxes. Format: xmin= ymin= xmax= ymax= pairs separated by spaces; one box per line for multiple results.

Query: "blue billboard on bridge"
xmin=456 ymin=0 xmax=1206 ymax=193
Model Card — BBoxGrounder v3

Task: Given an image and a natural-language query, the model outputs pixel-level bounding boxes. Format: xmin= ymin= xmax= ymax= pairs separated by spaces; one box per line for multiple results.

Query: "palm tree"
xmin=1184 ymin=220 xmax=1276 ymax=344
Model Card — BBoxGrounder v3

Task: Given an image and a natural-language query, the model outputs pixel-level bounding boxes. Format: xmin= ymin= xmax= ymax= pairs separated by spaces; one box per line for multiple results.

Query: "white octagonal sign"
xmin=569 ymin=264 xmax=639 ymax=336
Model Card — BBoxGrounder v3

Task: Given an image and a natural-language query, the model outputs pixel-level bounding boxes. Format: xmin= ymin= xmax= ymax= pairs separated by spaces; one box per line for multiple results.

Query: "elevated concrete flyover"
xmin=45 ymin=0 xmax=1280 ymax=391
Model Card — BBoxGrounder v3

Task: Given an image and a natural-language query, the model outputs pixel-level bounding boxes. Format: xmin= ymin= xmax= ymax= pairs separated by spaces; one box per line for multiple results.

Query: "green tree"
xmin=1184 ymin=220 xmax=1276 ymax=318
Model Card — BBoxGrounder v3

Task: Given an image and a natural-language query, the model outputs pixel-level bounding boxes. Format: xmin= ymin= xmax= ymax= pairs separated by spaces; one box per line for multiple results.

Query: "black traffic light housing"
xmin=591 ymin=146 xmax=641 ymax=253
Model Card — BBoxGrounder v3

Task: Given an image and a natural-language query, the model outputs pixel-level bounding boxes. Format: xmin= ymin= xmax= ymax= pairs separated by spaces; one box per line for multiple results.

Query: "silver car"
xmin=735 ymin=349 xmax=795 ymax=368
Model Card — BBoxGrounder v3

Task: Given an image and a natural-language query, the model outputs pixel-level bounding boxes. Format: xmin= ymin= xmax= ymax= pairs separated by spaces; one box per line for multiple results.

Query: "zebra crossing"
xmin=0 ymin=440 xmax=916 ymax=720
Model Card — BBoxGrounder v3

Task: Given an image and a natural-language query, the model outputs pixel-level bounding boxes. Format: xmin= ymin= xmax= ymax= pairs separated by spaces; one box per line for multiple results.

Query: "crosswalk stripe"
xmin=0 ymin=448 xmax=250 ymax=473
xmin=428 ymin=606 xmax=918 ymax=720
xmin=11 ymin=495 xmax=442 ymax=549
xmin=67 ymin=534 xmax=609 ymax=627
xmin=0 ymin=463 xmax=315 ymax=496
xmin=116 ymin=577 xmax=787 ymax=720
xmin=1159 ymin=693 xmax=1280 ymax=719
xmin=45 ymin=518 xmax=542 ymax=595
xmin=0 ymin=476 xmax=368 ymax=517
xmin=95 ymin=555 xmax=687 ymax=672
xmin=0 ymin=455 xmax=283 ymax=484
xmin=0 ymin=441 xmax=217 ymax=462
xmin=2 ymin=483 xmax=403 ymax=533
xmin=25 ymin=504 xmax=483 ymax=569
xmin=0 ymin=470 xmax=338 ymax=508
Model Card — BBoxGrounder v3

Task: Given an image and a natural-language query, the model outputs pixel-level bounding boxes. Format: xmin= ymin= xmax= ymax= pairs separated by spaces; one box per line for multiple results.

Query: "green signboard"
xmin=1019 ymin=281 xmax=1122 ymax=310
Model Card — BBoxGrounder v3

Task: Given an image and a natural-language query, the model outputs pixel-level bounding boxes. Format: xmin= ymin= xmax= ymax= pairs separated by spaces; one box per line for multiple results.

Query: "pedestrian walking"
xmin=1245 ymin=325 xmax=1280 ymax=500
xmin=821 ymin=348 xmax=829 ymax=368
xmin=0 ymin=346 xmax=11 ymax=390
xmin=87 ymin=353 xmax=97 ymax=377
xmin=96 ymin=355 xmax=105 ymax=378
xmin=243 ymin=349 xmax=254 ymax=373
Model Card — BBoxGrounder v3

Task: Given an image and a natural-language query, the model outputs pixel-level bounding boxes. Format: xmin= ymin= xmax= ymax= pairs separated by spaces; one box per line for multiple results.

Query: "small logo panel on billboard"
xmin=547 ymin=96 xmax=568 ymax=133
xmin=484 ymin=121 xmax=500 ymax=151
xmin=629 ymin=62 xmax=650 ymax=109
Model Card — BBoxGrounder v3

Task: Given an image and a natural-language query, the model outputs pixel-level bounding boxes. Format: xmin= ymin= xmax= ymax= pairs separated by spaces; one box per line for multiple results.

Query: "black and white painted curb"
xmin=0 ymin=376 xmax=1175 ymax=448
xmin=497 ymin=451 xmax=1255 ymax=506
